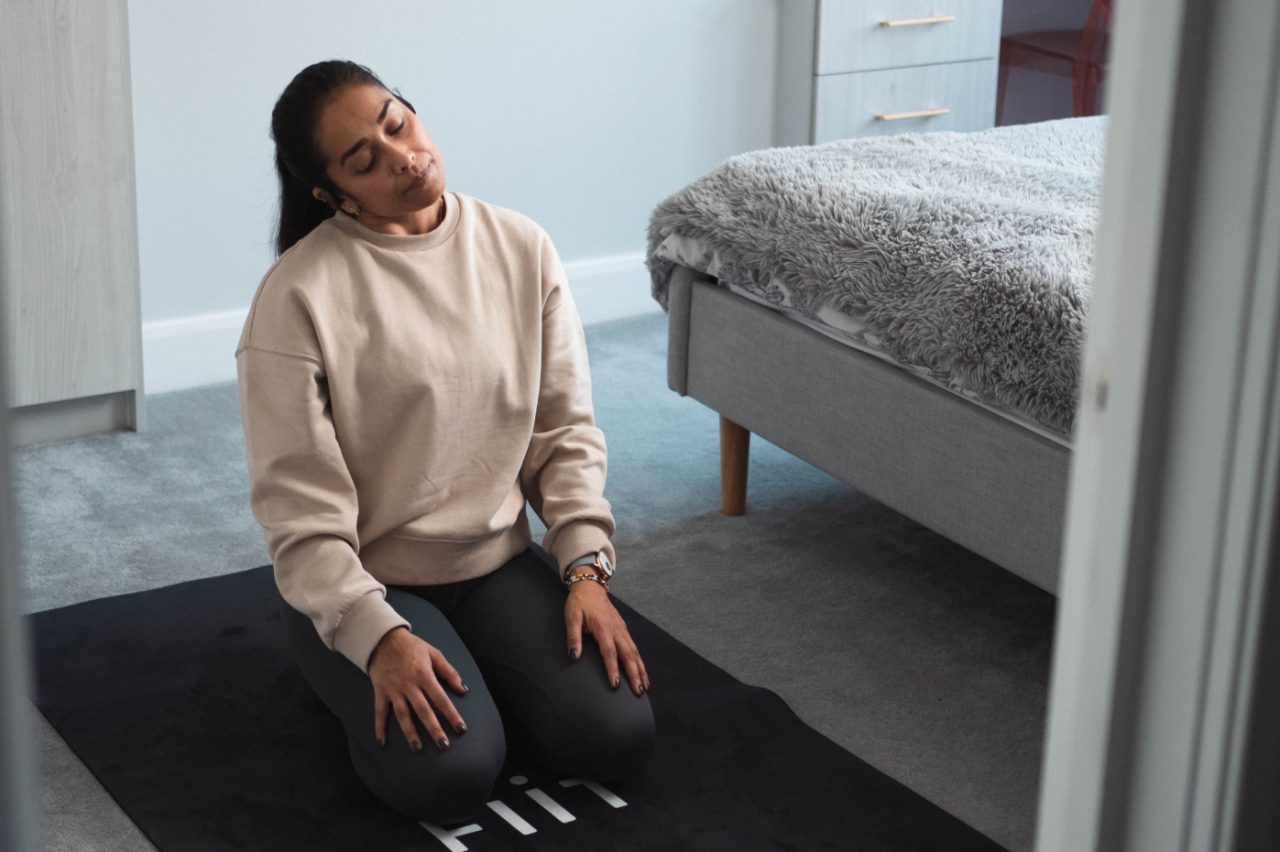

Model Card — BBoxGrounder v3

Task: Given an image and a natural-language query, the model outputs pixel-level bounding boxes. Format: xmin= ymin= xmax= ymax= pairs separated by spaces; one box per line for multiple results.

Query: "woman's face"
xmin=311 ymin=83 xmax=446 ymax=234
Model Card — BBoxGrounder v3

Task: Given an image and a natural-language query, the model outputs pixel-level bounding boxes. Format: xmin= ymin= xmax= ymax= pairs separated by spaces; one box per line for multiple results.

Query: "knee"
xmin=568 ymin=696 xmax=656 ymax=782
xmin=387 ymin=744 xmax=506 ymax=827
xmin=348 ymin=716 xmax=507 ymax=827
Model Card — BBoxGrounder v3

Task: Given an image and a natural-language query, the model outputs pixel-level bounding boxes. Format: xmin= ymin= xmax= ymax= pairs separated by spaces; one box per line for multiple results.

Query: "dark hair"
xmin=270 ymin=59 xmax=416 ymax=256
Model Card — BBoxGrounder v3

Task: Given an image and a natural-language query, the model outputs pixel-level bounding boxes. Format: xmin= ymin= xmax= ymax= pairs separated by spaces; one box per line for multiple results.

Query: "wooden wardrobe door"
xmin=0 ymin=0 xmax=145 ymax=444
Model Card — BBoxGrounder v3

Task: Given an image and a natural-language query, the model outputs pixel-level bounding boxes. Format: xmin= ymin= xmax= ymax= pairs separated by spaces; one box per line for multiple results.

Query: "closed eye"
xmin=357 ymin=122 xmax=406 ymax=174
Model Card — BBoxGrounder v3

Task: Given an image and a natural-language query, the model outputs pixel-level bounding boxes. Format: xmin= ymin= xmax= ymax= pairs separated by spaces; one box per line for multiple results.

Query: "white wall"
xmin=129 ymin=0 xmax=1101 ymax=394
xmin=127 ymin=0 xmax=778 ymax=393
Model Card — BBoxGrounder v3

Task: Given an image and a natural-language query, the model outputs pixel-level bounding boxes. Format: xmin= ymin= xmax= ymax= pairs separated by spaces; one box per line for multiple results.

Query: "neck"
xmin=357 ymin=193 xmax=446 ymax=236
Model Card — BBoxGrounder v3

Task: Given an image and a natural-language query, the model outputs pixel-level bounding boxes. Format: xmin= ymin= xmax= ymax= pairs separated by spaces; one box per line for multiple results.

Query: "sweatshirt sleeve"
xmin=518 ymin=229 xmax=618 ymax=578
xmin=236 ymin=344 xmax=410 ymax=674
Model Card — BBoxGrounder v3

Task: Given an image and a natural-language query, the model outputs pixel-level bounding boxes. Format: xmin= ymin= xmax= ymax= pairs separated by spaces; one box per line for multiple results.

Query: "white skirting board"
xmin=141 ymin=251 xmax=659 ymax=396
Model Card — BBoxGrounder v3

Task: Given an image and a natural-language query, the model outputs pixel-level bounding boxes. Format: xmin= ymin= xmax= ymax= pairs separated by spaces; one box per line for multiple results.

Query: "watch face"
xmin=598 ymin=552 xmax=614 ymax=578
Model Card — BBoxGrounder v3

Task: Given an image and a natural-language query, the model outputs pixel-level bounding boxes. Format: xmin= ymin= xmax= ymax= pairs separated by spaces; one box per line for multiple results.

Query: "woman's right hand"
xmin=367 ymin=625 xmax=469 ymax=751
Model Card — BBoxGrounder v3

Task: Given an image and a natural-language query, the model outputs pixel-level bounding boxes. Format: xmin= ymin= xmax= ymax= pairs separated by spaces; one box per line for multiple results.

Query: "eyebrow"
xmin=338 ymin=97 xmax=394 ymax=168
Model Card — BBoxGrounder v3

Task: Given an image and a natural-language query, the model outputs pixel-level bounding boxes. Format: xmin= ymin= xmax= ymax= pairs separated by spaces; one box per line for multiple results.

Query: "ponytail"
xmin=273 ymin=149 xmax=339 ymax=257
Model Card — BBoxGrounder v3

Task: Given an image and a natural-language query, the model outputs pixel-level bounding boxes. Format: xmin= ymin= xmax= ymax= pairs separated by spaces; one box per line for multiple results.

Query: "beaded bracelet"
xmin=565 ymin=571 xmax=609 ymax=591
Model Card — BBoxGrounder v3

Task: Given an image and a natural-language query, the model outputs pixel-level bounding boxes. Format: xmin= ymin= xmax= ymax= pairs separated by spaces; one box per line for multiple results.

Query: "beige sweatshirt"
xmin=235 ymin=190 xmax=615 ymax=674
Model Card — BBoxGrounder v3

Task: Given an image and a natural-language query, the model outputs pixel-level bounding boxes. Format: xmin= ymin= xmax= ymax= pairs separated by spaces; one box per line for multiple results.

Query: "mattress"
xmin=646 ymin=116 xmax=1104 ymax=442
xmin=654 ymin=231 xmax=1074 ymax=449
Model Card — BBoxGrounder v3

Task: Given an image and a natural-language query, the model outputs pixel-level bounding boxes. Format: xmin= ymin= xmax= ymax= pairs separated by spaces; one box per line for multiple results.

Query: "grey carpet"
xmin=13 ymin=311 xmax=1055 ymax=852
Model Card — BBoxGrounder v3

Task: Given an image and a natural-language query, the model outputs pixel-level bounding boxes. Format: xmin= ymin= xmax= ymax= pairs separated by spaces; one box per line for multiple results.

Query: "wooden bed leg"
xmin=719 ymin=415 xmax=749 ymax=516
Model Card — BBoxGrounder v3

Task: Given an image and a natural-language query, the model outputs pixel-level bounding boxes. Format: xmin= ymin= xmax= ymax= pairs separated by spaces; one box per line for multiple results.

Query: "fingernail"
xmin=612 ymin=675 xmax=620 ymax=689
xmin=455 ymin=721 xmax=467 ymax=735
xmin=377 ymin=736 xmax=386 ymax=747
xmin=461 ymin=682 xmax=470 ymax=694
xmin=411 ymin=740 xmax=422 ymax=752
xmin=436 ymin=736 xmax=450 ymax=750
xmin=570 ymin=647 xmax=580 ymax=662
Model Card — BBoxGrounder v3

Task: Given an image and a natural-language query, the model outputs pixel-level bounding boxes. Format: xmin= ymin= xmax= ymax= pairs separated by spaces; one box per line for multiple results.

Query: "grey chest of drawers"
xmin=775 ymin=0 xmax=1005 ymax=145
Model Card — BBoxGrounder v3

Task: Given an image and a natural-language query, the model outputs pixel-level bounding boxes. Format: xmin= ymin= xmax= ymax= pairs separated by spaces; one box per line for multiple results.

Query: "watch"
xmin=563 ymin=548 xmax=614 ymax=586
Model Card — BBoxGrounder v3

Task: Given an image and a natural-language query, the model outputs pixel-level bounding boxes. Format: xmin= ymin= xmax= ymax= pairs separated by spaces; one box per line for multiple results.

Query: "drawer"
xmin=816 ymin=0 xmax=1002 ymax=74
xmin=812 ymin=58 xmax=998 ymax=142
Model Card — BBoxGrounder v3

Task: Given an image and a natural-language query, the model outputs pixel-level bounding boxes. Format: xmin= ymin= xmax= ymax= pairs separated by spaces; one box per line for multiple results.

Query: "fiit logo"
xmin=419 ymin=773 xmax=627 ymax=850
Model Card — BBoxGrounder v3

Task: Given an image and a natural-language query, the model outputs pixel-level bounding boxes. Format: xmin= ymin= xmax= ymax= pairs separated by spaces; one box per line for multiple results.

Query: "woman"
xmin=235 ymin=59 xmax=654 ymax=827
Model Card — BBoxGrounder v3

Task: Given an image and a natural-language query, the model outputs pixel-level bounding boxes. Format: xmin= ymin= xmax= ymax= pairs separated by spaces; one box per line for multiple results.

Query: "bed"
xmin=645 ymin=116 xmax=1106 ymax=593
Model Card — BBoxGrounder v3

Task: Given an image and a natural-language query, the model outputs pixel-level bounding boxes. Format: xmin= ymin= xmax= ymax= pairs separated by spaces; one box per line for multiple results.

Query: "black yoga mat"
xmin=29 ymin=565 xmax=1007 ymax=851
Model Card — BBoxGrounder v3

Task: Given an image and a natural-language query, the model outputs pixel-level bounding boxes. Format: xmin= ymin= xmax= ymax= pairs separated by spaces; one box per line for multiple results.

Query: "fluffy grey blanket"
xmin=645 ymin=116 xmax=1107 ymax=438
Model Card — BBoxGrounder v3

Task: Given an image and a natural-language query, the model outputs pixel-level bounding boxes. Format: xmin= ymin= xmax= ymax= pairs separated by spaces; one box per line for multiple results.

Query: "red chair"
xmin=996 ymin=0 xmax=1113 ymax=124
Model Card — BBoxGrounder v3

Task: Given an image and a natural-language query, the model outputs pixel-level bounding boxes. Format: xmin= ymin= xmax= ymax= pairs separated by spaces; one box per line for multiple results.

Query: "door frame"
xmin=1035 ymin=0 xmax=1280 ymax=848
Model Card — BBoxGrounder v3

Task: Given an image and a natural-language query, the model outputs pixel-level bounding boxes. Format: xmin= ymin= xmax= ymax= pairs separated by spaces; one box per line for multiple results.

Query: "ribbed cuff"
xmin=332 ymin=589 xmax=412 ymax=675
xmin=550 ymin=521 xmax=615 ymax=578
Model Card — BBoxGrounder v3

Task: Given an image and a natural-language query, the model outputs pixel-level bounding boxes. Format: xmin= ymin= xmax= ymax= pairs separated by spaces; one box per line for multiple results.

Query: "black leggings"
xmin=277 ymin=544 xmax=655 ymax=826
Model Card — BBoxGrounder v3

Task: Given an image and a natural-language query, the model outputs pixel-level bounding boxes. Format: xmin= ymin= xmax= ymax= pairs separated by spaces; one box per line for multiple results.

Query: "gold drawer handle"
xmin=874 ymin=107 xmax=951 ymax=121
xmin=879 ymin=14 xmax=957 ymax=27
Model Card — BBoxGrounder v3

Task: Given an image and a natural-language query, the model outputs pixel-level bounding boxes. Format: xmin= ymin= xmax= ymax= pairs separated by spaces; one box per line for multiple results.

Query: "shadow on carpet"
xmin=28 ymin=565 xmax=1007 ymax=851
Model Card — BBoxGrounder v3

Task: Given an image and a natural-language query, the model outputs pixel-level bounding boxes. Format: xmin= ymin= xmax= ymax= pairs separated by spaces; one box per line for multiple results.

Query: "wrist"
xmin=565 ymin=569 xmax=608 ymax=593
xmin=368 ymin=625 xmax=408 ymax=669
xmin=563 ymin=552 xmax=599 ymax=583
xmin=561 ymin=547 xmax=615 ymax=585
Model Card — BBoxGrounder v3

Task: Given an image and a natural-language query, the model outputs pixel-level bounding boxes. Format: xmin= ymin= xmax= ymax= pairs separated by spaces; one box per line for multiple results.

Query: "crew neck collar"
xmin=328 ymin=190 xmax=460 ymax=251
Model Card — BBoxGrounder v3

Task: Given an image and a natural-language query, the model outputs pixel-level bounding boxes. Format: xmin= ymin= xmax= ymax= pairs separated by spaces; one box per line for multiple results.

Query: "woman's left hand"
xmin=565 ymin=580 xmax=650 ymax=696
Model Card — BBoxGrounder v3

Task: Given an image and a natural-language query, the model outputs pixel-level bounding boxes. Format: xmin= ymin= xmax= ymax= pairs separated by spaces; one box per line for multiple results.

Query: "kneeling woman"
xmin=236 ymin=59 xmax=655 ymax=826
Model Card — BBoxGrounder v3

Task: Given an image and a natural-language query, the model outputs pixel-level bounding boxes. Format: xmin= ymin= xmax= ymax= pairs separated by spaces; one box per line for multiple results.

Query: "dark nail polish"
xmin=461 ymin=682 xmax=470 ymax=694
xmin=456 ymin=721 xmax=467 ymax=735
xmin=570 ymin=647 xmax=580 ymax=662
xmin=436 ymin=736 xmax=450 ymax=750
xmin=612 ymin=675 xmax=620 ymax=689
xmin=411 ymin=740 xmax=422 ymax=752
xmin=377 ymin=736 xmax=386 ymax=747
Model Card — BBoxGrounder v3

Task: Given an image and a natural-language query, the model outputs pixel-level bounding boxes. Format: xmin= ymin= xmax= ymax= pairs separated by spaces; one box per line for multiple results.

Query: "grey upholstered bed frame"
xmin=664 ymin=266 xmax=1072 ymax=594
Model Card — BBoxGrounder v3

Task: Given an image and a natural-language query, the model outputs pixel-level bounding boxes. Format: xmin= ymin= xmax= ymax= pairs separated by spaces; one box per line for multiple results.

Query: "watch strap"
xmin=564 ymin=551 xmax=599 ymax=584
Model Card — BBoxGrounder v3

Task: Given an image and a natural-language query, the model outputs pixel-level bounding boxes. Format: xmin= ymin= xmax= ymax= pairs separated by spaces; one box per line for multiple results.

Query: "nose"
xmin=395 ymin=146 xmax=417 ymax=173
